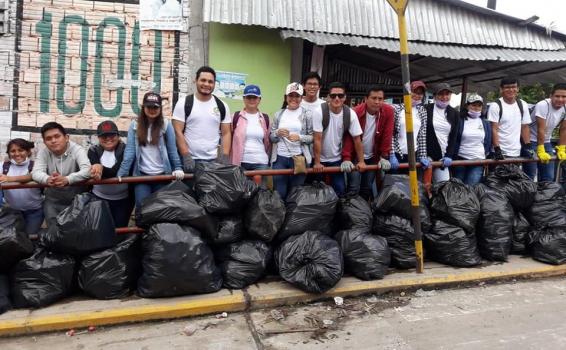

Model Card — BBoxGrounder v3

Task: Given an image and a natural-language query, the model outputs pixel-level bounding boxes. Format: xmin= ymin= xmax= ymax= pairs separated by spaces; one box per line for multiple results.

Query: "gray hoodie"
xmin=32 ymin=141 xmax=91 ymax=185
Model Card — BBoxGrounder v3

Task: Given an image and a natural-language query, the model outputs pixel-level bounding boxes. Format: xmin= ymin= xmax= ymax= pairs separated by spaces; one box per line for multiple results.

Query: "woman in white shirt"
xmin=230 ymin=85 xmax=270 ymax=171
xmin=269 ymin=83 xmax=314 ymax=200
xmin=452 ymin=94 xmax=491 ymax=185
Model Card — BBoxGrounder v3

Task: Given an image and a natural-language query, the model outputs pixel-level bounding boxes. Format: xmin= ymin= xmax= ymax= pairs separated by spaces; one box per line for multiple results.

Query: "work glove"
xmin=440 ymin=157 xmax=452 ymax=169
xmin=522 ymin=143 xmax=535 ymax=159
xmin=556 ymin=145 xmax=566 ymax=161
xmin=172 ymin=170 xmax=185 ymax=181
xmin=182 ymin=154 xmax=195 ymax=172
xmin=493 ymin=146 xmax=505 ymax=161
xmin=419 ymin=157 xmax=431 ymax=169
xmin=537 ymin=144 xmax=551 ymax=164
xmin=218 ymin=153 xmax=230 ymax=165
xmin=379 ymin=158 xmax=391 ymax=171
xmin=389 ymin=154 xmax=400 ymax=170
xmin=340 ymin=160 xmax=355 ymax=173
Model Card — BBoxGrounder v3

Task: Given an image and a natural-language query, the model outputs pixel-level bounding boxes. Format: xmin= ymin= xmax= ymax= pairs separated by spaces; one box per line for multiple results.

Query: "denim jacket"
xmin=269 ymin=107 xmax=314 ymax=164
xmin=117 ymin=119 xmax=182 ymax=177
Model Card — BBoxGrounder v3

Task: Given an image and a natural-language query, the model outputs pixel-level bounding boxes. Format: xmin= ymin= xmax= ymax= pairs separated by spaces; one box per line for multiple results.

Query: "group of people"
xmin=1 ymin=65 xmax=565 ymax=235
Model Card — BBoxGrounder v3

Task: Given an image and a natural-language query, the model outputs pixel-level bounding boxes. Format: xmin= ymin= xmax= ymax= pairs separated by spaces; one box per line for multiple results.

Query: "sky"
xmin=461 ymin=0 xmax=566 ymax=35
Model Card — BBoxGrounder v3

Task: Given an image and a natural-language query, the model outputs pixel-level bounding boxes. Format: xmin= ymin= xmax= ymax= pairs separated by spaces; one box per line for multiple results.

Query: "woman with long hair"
xmin=117 ymin=92 xmax=184 ymax=224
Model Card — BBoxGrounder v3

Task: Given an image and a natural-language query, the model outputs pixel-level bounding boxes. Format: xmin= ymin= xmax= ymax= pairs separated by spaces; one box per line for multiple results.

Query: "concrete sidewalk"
xmin=1 ymin=255 xmax=565 ymax=337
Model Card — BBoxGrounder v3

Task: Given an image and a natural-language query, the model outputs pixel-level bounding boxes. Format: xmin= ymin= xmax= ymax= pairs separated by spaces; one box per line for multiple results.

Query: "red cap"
xmin=411 ymin=80 xmax=426 ymax=91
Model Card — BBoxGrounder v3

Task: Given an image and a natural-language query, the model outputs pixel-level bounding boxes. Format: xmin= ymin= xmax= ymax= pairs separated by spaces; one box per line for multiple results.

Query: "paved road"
xmin=2 ymin=278 xmax=566 ymax=349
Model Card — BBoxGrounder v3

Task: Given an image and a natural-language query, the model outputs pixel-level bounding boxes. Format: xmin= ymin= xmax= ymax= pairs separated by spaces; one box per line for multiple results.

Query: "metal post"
xmin=386 ymin=0 xmax=424 ymax=273
xmin=460 ymin=76 xmax=469 ymax=110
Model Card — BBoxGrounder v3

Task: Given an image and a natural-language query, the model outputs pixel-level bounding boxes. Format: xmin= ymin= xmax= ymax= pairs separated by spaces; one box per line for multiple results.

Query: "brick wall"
xmin=0 ymin=0 xmax=195 ymax=158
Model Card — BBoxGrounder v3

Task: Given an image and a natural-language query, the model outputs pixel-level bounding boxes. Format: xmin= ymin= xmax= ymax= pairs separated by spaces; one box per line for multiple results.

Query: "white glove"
xmin=117 ymin=176 xmax=122 ymax=183
xmin=172 ymin=170 xmax=185 ymax=181
xmin=340 ymin=160 xmax=355 ymax=173
xmin=379 ymin=158 xmax=391 ymax=171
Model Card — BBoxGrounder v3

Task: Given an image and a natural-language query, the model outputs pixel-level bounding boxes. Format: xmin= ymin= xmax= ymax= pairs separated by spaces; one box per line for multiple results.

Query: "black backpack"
xmin=232 ymin=112 xmax=270 ymax=130
xmin=182 ymin=94 xmax=226 ymax=133
xmin=2 ymin=161 xmax=34 ymax=175
xmin=490 ymin=98 xmax=525 ymax=122
xmin=321 ymin=102 xmax=351 ymax=135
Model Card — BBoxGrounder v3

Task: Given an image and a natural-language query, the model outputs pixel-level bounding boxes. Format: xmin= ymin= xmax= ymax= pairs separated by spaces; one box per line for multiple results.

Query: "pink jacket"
xmin=230 ymin=110 xmax=271 ymax=166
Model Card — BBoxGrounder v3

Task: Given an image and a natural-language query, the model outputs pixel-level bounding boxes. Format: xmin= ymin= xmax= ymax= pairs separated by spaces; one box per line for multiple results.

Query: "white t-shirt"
xmin=432 ymin=105 xmax=452 ymax=155
xmin=362 ymin=112 xmax=377 ymax=159
xmin=93 ymin=150 xmax=129 ymax=200
xmin=277 ymin=108 xmax=303 ymax=157
xmin=242 ymin=113 xmax=268 ymax=164
xmin=488 ymin=98 xmax=531 ymax=157
xmin=3 ymin=161 xmax=43 ymax=211
xmin=398 ymin=106 xmax=421 ymax=155
xmin=138 ymin=126 xmax=164 ymax=175
xmin=529 ymin=98 xmax=566 ymax=142
xmin=172 ymin=95 xmax=231 ymax=160
xmin=458 ymin=118 xmax=486 ymax=160
xmin=300 ymin=98 xmax=325 ymax=113
xmin=313 ymin=106 xmax=363 ymax=162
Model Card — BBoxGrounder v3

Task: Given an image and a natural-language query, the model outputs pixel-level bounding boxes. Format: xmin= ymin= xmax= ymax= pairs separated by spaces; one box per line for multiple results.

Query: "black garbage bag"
xmin=212 ymin=215 xmax=244 ymax=245
xmin=78 ymin=235 xmax=141 ymax=300
xmin=194 ymin=162 xmax=258 ymax=214
xmin=373 ymin=175 xmax=432 ymax=233
xmin=275 ymin=231 xmax=343 ymax=294
xmin=215 ymin=240 xmax=272 ymax=289
xmin=278 ymin=182 xmax=339 ymax=241
xmin=430 ymin=178 xmax=480 ymax=233
xmin=10 ymin=249 xmax=75 ymax=308
xmin=138 ymin=223 xmax=222 ymax=297
xmin=138 ymin=184 xmax=218 ymax=238
xmin=527 ymin=227 xmax=566 ymax=265
xmin=244 ymin=189 xmax=286 ymax=242
xmin=474 ymin=184 xmax=514 ymax=261
xmin=485 ymin=164 xmax=537 ymax=210
xmin=0 ymin=206 xmax=33 ymax=272
xmin=425 ymin=220 xmax=482 ymax=267
xmin=0 ymin=275 xmax=11 ymax=315
xmin=41 ymin=193 xmax=116 ymax=256
xmin=336 ymin=195 xmax=373 ymax=231
xmin=335 ymin=229 xmax=390 ymax=280
xmin=525 ymin=182 xmax=566 ymax=228
xmin=373 ymin=214 xmax=416 ymax=269
xmin=160 ymin=180 xmax=195 ymax=197
xmin=512 ymin=212 xmax=530 ymax=254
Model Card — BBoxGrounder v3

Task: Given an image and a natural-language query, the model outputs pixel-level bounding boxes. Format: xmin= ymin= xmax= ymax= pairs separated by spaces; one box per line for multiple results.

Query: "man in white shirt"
xmin=313 ymin=82 xmax=366 ymax=196
xmin=172 ymin=66 xmax=231 ymax=172
xmin=488 ymin=77 xmax=532 ymax=161
xmin=300 ymin=72 xmax=325 ymax=113
xmin=524 ymin=83 xmax=566 ymax=181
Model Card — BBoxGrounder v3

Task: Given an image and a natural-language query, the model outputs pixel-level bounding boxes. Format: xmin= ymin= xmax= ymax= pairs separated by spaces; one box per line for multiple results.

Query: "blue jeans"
xmin=240 ymin=163 xmax=269 ymax=171
xmin=452 ymin=163 xmax=484 ymax=185
xmin=347 ymin=158 xmax=378 ymax=200
xmin=522 ymin=142 xmax=555 ymax=182
xmin=272 ymin=155 xmax=306 ymax=201
xmin=314 ymin=160 xmax=346 ymax=197
xmin=134 ymin=181 xmax=166 ymax=225
xmin=96 ymin=195 xmax=134 ymax=228
xmin=21 ymin=207 xmax=44 ymax=235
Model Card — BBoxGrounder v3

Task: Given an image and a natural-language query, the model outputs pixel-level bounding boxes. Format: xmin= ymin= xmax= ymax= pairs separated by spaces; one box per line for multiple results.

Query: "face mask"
xmin=468 ymin=110 xmax=482 ymax=119
xmin=10 ymin=157 xmax=29 ymax=166
xmin=435 ymin=100 xmax=449 ymax=109
xmin=412 ymin=98 xmax=422 ymax=107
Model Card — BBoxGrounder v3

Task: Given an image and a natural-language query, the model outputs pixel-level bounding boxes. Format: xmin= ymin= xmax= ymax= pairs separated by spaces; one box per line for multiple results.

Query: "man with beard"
xmin=172 ymin=66 xmax=232 ymax=171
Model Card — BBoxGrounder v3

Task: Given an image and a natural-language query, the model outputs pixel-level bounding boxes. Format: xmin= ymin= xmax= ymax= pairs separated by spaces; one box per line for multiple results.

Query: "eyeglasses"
xmin=329 ymin=93 xmax=345 ymax=100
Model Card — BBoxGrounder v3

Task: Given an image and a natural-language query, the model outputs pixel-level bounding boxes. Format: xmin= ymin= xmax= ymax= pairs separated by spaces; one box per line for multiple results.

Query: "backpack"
xmin=2 ymin=160 xmax=34 ymax=175
xmin=232 ymin=112 xmax=270 ymax=130
xmin=490 ymin=98 xmax=525 ymax=122
xmin=321 ymin=102 xmax=350 ymax=135
xmin=182 ymin=94 xmax=226 ymax=133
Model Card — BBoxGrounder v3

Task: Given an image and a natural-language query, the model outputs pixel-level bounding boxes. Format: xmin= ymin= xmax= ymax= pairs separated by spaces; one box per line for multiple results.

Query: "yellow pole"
xmin=386 ymin=0 xmax=424 ymax=273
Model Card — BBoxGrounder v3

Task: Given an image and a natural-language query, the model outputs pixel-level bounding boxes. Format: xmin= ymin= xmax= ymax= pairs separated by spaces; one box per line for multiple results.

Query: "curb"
xmin=1 ymin=260 xmax=565 ymax=337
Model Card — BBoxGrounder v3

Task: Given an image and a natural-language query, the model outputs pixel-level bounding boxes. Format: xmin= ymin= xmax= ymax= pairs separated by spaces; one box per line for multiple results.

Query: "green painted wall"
xmin=209 ymin=23 xmax=292 ymax=116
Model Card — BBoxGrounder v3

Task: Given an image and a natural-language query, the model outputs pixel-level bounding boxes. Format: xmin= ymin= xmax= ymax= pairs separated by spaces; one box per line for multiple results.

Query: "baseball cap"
xmin=433 ymin=83 xmax=454 ymax=94
xmin=285 ymin=82 xmax=304 ymax=96
xmin=97 ymin=120 xmax=119 ymax=136
xmin=411 ymin=80 xmax=427 ymax=91
xmin=466 ymin=93 xmax=484 ymax=104
xmin=243 ymin=84 xmax=261 ymax=97
xmin=143 ymin=92 xmax=162 ymax=107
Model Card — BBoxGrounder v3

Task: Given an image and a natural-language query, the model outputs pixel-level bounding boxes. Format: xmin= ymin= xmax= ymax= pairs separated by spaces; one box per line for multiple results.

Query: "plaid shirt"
xmin=392 ymin=104 xmax=428 ymax=159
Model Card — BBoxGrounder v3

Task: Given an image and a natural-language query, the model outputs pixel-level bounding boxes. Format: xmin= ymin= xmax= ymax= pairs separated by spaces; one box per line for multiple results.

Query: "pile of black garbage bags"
xmin=2 ymin=162 xmax=566 ymax=315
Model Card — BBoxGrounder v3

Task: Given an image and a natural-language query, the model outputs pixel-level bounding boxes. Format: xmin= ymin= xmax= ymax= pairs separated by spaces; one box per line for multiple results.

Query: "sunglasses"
xmin=329 ymin=93 xmax=345 ymax=100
